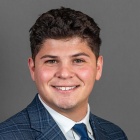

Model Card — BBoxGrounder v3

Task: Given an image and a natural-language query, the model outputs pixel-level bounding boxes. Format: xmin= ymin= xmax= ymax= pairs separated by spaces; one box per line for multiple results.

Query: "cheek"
xmin=77 ymin=66 xmax=96 ymax=81
xmin=35 ymin=68 xmax=54 ymax=82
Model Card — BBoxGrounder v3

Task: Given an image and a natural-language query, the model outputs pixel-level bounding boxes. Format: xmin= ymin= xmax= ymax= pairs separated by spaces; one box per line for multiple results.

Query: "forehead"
xmin=40 ymin=37 xmax=92 ymax=53
xmin=35 ymin=37 xmax=97 ymax=61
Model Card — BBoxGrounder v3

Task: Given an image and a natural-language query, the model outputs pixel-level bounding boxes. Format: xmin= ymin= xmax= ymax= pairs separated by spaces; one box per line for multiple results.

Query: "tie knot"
xmin=73 ymin=123 xmax=91 ymax=140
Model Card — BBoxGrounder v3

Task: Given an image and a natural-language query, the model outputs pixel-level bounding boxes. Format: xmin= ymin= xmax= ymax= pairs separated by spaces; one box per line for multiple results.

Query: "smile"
xmin=54 ymin=86 xmax=77 ymax=91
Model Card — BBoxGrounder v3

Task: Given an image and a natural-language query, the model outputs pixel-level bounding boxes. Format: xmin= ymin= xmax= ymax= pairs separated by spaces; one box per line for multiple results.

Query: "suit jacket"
xmin=0 ymin=94 xmax=127 ymax=140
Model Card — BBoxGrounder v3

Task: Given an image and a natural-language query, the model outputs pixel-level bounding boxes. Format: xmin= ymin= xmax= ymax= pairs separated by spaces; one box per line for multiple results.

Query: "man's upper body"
xmin=0 ymin=7 xmax=128 ymax=139
xmin=0 ymin=94 xmax=127 ymax=140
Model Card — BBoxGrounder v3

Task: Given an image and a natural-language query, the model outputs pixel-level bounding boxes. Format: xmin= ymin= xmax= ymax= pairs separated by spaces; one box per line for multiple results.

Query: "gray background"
xmin=0 ymin=0 xmax=139 ymax=139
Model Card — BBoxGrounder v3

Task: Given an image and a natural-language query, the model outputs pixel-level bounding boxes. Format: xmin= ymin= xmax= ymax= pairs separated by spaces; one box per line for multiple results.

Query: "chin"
xmin=56 ymin=101 xmax=77 ymax=110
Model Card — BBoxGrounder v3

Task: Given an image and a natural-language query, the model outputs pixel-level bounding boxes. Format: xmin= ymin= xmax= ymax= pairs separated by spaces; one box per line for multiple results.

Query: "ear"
xmin=96 ymin=56 xmax=103 ymax=80
xmin=28 ymin=57 xmax=35 ymax=81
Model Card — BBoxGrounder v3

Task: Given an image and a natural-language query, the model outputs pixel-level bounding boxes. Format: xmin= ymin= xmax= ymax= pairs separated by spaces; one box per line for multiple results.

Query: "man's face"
xmin=28 ymin=37 xmax=103 ymax=114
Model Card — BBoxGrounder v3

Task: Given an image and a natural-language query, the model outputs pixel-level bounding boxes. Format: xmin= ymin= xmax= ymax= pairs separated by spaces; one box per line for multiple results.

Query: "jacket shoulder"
xmin=90 ymin=114 xmax=128 ymax=140
xmin=0 ymin=108 xmax=38 ymax=140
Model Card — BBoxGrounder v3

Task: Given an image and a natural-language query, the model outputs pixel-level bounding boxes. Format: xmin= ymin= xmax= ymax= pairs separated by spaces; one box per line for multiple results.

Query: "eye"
xmin=45 ymin=60 xmax=58 ymax=64
xmin=73 ymin=59 xmax=85 ymax=63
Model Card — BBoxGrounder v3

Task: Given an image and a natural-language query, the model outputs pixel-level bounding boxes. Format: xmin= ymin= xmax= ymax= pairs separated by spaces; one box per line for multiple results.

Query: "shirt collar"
xmin=38 ymin=94 xmax=93 ymax=135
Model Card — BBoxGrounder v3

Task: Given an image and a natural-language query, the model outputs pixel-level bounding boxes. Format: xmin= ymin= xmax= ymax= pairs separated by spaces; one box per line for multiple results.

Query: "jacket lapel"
xmin=89 ymin=113 xmax=111 ymax=140
xmin=27 ymin=94 xmax=66 ymax=140
xmin=35 ymin=122 xmax=66 ymax=140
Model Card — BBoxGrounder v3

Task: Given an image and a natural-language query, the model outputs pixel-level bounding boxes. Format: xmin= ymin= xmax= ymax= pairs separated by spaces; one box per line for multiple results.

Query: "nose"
xmin=55 ymin=64 xmax=74 ymax=79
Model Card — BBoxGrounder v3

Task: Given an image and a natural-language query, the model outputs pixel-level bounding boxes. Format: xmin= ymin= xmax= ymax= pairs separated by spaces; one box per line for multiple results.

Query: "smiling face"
xmin=28 ymin=37 xmax=103 ymax=117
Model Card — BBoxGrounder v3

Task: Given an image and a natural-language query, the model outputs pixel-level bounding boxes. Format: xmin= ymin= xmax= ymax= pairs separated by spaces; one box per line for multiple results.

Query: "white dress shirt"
xmin=39 ymin=95 xmax=95 ymax=140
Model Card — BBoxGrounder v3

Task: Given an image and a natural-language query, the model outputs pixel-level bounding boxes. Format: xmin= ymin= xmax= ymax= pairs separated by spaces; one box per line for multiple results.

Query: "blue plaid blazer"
xmin=0 ymin=94 xmax=127 ymax=140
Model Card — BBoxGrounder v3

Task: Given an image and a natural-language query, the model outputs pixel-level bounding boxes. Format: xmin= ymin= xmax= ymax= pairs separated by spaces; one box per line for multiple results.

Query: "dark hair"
xmin=29 ymin=7 xmax=101 ymax=61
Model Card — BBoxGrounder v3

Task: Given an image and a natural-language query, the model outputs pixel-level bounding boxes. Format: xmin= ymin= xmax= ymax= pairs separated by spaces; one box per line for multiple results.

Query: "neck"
xmin=55 ymin=103 xmax=88 ymax=122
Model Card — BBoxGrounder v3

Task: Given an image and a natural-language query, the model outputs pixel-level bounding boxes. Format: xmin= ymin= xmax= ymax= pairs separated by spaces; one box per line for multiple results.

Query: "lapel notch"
xmin=89 ymin=113 xmax=111 ymax=140
xmin=27 ymin=94 xmax=66 ymax=140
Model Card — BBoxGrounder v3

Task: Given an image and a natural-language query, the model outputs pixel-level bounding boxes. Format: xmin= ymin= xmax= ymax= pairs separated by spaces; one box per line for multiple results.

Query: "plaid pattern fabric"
xmin=0 ymin=94 xmax=128 ymax=140
xmin=90 ymin=114 xmax=128 ymax=140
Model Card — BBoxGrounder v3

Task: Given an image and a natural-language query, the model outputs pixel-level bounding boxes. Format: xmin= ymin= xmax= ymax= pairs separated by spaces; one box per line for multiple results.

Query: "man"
xmin=0 ymin=7 xmax=127 ymax=140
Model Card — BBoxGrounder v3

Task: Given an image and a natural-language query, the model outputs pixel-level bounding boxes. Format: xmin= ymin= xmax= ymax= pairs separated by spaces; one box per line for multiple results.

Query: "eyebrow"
xmin=40 ymin=55 xmax=58 ymax=59
xmin=71 ymin=52 xmax=90 ymax=57
xmin=40 ymin=52 xmax=90 ymax=59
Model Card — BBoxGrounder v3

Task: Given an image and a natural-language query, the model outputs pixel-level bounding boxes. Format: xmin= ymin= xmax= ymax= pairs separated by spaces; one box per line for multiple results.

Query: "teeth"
xmin=55 ymin=86 xmax=76 ymax=91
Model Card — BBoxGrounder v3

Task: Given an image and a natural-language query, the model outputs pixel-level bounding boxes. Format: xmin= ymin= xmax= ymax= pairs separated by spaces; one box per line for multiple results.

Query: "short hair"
xmin=29 ymin=7 xmax=101 ymax=61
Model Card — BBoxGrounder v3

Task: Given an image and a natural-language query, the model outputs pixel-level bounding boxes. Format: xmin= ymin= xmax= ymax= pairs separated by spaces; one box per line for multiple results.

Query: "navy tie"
xmin=73 ymin=123 xmax=92 ymax=140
